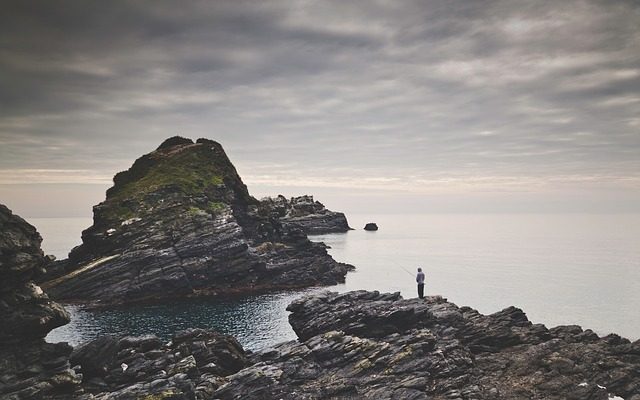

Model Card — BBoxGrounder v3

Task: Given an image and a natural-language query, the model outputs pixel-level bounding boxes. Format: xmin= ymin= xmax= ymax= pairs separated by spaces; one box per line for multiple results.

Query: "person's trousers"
xmin=417 ymin=283 xmax=424 ymax=299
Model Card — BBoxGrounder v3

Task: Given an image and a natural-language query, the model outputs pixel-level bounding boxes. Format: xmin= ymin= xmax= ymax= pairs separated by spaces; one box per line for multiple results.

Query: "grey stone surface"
xmin=214 ymin=290 xmax=640 ymax=399
xmin=0 ymin=204 xmax=80 ymax=400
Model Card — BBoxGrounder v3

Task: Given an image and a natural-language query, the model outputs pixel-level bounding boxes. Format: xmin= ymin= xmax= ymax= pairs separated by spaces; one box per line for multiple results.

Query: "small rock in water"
xmin=364 ymin=222 xmax=378 ymax=231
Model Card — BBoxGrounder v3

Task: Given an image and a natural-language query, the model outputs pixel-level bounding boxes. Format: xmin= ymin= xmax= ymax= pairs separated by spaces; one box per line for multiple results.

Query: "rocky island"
xmin=364 ymin=223 xmax=379 ymax=231
xmin=39 ymin=137 xmax=353 ymax=306
xmin=1 ymin=205 xmax=639 ymax=399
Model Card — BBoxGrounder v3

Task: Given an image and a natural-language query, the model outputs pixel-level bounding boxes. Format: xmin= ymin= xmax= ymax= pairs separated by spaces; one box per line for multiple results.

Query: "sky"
xmin=0 ymin=0 xmax=639 ymax=217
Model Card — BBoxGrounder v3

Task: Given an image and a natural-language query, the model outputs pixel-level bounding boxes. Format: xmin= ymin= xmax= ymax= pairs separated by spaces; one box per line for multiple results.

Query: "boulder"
xmin=364 ymin=222 xmax=378 ymax=231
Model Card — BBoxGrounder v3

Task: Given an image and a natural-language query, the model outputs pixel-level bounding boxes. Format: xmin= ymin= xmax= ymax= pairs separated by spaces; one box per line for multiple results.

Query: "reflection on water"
xmin=47 ymin=289 xmax=321 ymax=351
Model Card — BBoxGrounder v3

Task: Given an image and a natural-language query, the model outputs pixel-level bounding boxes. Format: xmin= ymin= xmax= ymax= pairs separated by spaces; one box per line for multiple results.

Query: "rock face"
xmin=214 ymin=290 xmax=640 ymax=400
xmin=70 ymin=328 xmax=249 ymax=399
xmin=41 ymin=137 xmax=353 ymax=305
xmin=364 ymin=222 xmax=378 ymax=231
xmin=260 ymin=195 xmax=351 ymax=235
xmin=0 ymin=204 xmax=80 ymax=399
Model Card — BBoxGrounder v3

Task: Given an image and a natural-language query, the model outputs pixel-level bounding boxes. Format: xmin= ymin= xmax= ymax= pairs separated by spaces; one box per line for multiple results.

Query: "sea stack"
xmin=364 ymin=222 xmax=378 ymax=231
xmin=40 ymin=137 xmax=353 ymax=305
xmin=0 ymin=204 xmax=81 ymax=399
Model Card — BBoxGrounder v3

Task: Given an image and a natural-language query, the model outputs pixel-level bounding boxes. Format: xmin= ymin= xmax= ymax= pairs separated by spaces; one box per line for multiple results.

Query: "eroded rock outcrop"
xmin=70 ymin=328 xmax=249 ymax=399
xmin=214 ymin=290 xmax=640 ymax=400
xmin=260 ymin=195 xmax=351 ymax=235
xmin=41 ymin=137 xmax=353 ymax=306
xmin=0 ymin=204 xmax=81 ymax=399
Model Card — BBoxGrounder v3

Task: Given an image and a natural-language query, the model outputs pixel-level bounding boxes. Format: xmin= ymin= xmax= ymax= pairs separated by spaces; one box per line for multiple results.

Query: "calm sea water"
xmin=31 ymin=214 xmax=640 ymax=350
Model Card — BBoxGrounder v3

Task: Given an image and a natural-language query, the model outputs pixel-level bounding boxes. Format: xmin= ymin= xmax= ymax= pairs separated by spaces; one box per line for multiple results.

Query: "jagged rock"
xmin=40 ymin=137 xmax=353 ymax=306
xmin=364 ymin=222 xmax=378 ymax=231
xmin=260 ymin=195 xmax=352 ymax=235
xmin=70 ymin=328 xmax=249 ymax=399
xmin=213 ymin=290 xmax=640 ymax=400
xmin=0 ymin=204 xmax=81 ymax=399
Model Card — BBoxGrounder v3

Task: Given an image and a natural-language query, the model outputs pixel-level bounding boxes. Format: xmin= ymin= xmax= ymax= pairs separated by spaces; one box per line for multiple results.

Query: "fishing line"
xmin=379 ymin=254 xmax=416 ymax=277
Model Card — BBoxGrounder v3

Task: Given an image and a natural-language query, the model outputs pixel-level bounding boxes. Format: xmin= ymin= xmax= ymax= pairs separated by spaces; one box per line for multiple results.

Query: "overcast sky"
xmin=1 ymin=0 xmax=639 ymax=217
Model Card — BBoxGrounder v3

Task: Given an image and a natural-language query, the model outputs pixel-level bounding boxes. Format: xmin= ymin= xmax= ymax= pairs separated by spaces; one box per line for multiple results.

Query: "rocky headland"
xmin=259 ymin=195 xmax=351 ymax=235
xmin=39 ymin=137 xmax=353 ymax=306
xmin=1 ymin=205 xmax=639 ymax=399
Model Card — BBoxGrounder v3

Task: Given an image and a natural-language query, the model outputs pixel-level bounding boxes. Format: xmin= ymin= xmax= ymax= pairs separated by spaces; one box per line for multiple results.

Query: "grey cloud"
xmin=0 ymin=0 xmax=638 ymax=209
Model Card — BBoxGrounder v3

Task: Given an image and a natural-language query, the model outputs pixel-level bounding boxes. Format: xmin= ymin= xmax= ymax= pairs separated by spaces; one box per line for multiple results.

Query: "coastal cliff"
xmin=0 ymin=204 xmax=80 ymax=399
xmin=40 ymin=137 xmax=353 ymax=305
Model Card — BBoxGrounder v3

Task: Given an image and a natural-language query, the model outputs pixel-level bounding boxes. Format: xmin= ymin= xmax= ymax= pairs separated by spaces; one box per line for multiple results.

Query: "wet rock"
xmin=40 ymin=137 xmax=353 ymax=306
xmin=364 ymin=222 xmax=378 ymax=231
xmin=0 ymin=204 xmax=81 ymax=399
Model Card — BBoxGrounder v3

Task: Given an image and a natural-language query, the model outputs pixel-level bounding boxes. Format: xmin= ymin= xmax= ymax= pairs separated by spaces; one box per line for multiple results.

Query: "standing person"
xmin=416 ymin=267 xmax=425 ymax=299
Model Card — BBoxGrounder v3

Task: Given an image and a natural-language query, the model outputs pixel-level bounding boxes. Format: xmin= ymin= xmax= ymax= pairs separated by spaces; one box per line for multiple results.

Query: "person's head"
xmin=417 ymin=267 xmax=422 ymax=272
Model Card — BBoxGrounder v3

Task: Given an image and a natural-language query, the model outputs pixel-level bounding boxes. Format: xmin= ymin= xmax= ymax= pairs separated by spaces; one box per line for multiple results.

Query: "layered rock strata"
xmin=41 ymin=137 xmax=353 ymax=306
xmin=0 ymin=204 xmax=80 ymax=399
xmin=213 ymin=290 xmax=640 ymax=400
xmin=260 ymin=195 xmax=352 ymax=235
xmin=70 ymin=328 xmax=249 ymax=399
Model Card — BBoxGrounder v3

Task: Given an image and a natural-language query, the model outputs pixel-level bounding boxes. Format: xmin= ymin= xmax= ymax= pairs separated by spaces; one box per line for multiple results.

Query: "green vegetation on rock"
xmin=111 ymin=146 xmax=223 ymax=201
xmin=102 ymin=145 xmax=226 ymax=223
xmin=207 ymin=201 xmax=227 ymax=213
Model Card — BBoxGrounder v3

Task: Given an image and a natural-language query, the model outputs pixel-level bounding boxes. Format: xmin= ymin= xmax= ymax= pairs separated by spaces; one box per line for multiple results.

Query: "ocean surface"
xmin=31 ymin=214 xmax=640 ymax=350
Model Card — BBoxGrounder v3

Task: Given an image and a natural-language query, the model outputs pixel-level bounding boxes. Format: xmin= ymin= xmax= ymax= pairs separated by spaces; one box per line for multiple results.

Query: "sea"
xmin=31 ymin=213 xmax=640 ymax=351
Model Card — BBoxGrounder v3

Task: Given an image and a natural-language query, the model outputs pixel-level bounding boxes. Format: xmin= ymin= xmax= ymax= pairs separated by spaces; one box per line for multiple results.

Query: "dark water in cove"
xmin=36 ymin=213 xmax=640 ymax=350
xmin=47 ymin=290 xmax=318 ymax=350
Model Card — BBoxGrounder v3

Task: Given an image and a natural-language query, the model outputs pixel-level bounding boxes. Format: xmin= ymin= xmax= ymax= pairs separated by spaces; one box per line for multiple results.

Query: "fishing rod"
xmin=382 ymin=254 xmax=416 ymax=277
xmin=398 ymin=264 xmax=415 ymax=277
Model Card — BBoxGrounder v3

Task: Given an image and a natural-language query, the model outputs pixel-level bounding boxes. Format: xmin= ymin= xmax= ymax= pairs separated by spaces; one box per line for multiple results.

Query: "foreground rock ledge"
xmin=214 ymin=290 xmax=640 ymax=400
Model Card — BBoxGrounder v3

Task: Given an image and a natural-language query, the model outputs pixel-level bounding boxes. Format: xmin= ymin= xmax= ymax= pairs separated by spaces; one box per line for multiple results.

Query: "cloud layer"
xmin=1 ymin=0 xmax=639 ymax=213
